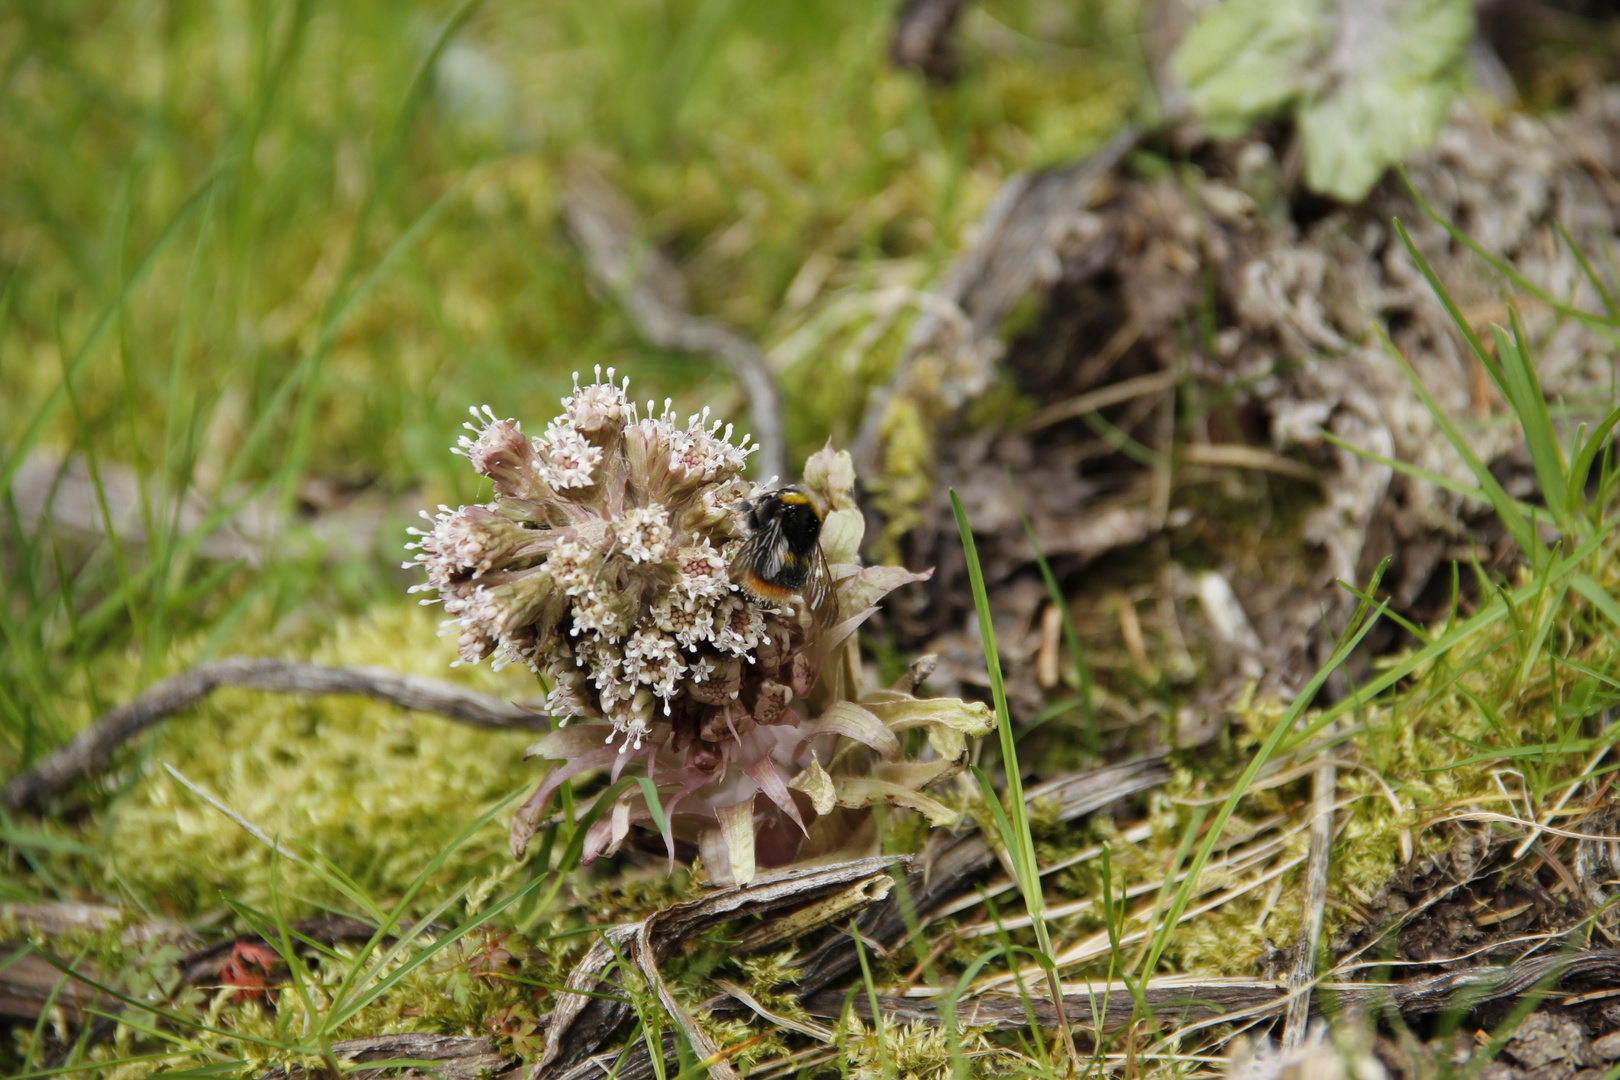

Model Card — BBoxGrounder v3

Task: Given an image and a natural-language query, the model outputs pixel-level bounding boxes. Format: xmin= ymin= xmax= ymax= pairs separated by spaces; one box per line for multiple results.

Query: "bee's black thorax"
xmin=736 ymin=487 xmax=824 ymax=593
xmin=771 ymin=500 xmax=822 ymax=552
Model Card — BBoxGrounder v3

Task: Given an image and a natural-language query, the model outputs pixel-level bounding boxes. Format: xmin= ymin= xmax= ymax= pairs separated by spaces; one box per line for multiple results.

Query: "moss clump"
xmin=91 ymin=604 xmax=539 ymax=920
xmin=866 ymin=394 xmax=936 ymax=565
xmin=838 ymin=1013 xmax=1005 ymax=1079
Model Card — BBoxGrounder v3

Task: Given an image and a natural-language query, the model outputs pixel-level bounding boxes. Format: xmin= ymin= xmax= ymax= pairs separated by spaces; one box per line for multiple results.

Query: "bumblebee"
xmin=732 ymin=486 xmax=834 ymax=621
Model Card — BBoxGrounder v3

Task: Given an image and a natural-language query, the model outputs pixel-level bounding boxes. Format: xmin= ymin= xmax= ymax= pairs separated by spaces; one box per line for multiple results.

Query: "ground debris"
xmin=864 ymin=87 xmax=1620 ymax=720
xmin=1365 ymin=1009 xmax=1620 ymax=1080
xmin=1505 ymin=1013 xmax=1598 ymax=1071
xmin=1318 ymin=830 xmax=1620 ymax=1079
xmin=1333 ymin=831 xmax=1592 ymax=970
xmin=1228 ymin=1025 xmax=1393 ymax=1080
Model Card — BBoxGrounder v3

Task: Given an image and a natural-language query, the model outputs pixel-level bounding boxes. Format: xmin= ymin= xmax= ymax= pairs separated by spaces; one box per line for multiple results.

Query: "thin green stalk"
xmin=851 ymin=920 xmax=894 ymax=1080
xmin=952 ymin=488 xmax=1079 ymax=1071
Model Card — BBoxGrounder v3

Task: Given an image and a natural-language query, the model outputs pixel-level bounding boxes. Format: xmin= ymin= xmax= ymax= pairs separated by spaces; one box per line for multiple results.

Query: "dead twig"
xmin=561 ymin=164 xmax=786 ymax=482
xmin=2 ymin=658 xmax=546 ymax=813
xmin=1016 ymin=369 xmax=1181 ymax=435
xmin=533 ymin=856 xmax=906 ymax=1079
xmin=8 ymin=450 xmax=398 ymax=569
xmin=800 ymin=947 xmax=1620 ymax=1034
xmin=257 ymin=1033 xmax=515 ymax=1080
xmin=1283 ymin=749 xmax=1338 ymax=1049
xmin=891 ymin=0 xmax=970 ymax=83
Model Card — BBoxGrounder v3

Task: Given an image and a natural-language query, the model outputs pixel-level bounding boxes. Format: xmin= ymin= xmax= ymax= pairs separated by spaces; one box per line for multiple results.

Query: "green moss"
xmin=866 ymin=395 xmax=936 ymax=565
xmin=84 ymin=604 xmax=540 ymax=921
xmin=838 ymin=1012 xmax=1004 ymax=1080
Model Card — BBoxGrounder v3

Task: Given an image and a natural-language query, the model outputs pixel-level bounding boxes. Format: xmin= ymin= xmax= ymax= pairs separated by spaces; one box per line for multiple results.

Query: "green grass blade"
xmin=321 ymin=873 xmax=545 ymax=1031
xmin=1321 ymin=430 xmax=1539 ymax=514
xmin=950 ymin=492 xmax=1037 ymax=900
xmin=1566 ymin=405 xmax=1620 ymax=515
xmin=851 ymin=921 xmax=895 ymax=1078
xmin=1501 ymin=310 xmax=1569 ymax=522
xmin=951 ymin=487 xmax=1078 ymax=1066
xmin=1400 ymin=171 xmax=1620 ymax=340
xmin=1558 ymin=221 xmax=1618 ymax=320
xmin=323 ymin=784 xmax=528 ymax=1014
xmin=0 ymin=171 xmax=220 ymax=492
xmin=24 ymin=946 xmax=299 ymax=1052
xmin=1572 ymin=572 xmax=1620 ymax=632
xmin=635 ymin=775 xmax=670 ymax=839
xmin=1305 ymin=519 xmax=1616 ymax=746
xmin=1373 ymin=324 xmax=1537 ymax=554
xmin=1392 ymin=216 xmax=1508 ymax=397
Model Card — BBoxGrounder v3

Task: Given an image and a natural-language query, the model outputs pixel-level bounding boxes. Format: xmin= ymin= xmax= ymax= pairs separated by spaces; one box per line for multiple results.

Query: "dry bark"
xmin=533 ymin=856 xmax=908 ymax=1079
xmin=786 ymin=757 xmax=1170 ymax=994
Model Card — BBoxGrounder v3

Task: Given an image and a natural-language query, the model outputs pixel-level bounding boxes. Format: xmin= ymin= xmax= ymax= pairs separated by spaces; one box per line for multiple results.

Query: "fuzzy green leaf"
xmin=1298 ymin=0 xmax=1471 ymax=201
xmin=1173 ymin=0 xmax=1325 ymax=139
xmin=834 ymin=778 xmax=958 ymax=825
xmin=1566 ymin=405 xmax=1620 ymax=515
xmin=1175 ymin=0 xmax=1473 ymax=202
xmin=861 ymin=696 xmax=996 ymax=735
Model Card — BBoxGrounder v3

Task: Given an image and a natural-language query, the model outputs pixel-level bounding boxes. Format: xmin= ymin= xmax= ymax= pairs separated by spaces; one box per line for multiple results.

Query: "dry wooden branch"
xmin=0 ymin=949 xmax=113 ymax=1025
xmin=2 ymin=658 xmax=547 ymax=813
xmin=8 ymin=450 xmax=399 ymax=569
xmin=0 ymin=907 xmax=441 ymax=1033
xmin=257 ymin=1033 xmax=516 ymax=1080
xmin=891 ymin=0 xmax=970 ymax=82
xmin=533 ymin=856 xmax=907 ymax=1080
xmin=561 ymin=164 xmax=786 ymax=482
xmin=0 ymin=903 xmax=196 ymax=1023
xmin=552 ymin=1033 xmax=678 ymax=1080
xmin=798 ymin=947 xmax=1620 ymax=1034
xmin=241 ymin=946 xmax=1620 ymax=1080
xmin=0 ymin=902 xmax=189 ymax=943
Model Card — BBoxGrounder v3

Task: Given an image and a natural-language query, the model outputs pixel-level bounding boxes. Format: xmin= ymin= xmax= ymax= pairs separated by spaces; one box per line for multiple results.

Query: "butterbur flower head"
xmin=457 ymin=409 xmax=553 ymax=505
xmin=566 ymin=377 xmax=627 ymax=438
xmin=411 ymin=368 xmax=995 ymax=884
xmin=539 ymin=423 xmax=602 ymax=490
xmin=616 ymin=505 xmax=672 ymax=562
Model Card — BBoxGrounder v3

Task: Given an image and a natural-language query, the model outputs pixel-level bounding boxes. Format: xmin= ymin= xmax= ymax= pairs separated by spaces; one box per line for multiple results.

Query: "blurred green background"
xmin=0 ymin=0 xmax=1140 ymax=808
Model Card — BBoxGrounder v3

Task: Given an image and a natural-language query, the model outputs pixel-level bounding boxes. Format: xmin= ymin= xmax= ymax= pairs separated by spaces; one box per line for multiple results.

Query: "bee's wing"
xmin=805 ymin=540 xmax=838 ymax=633
xmin=730 ymin=518 xmax=781 ymax=588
